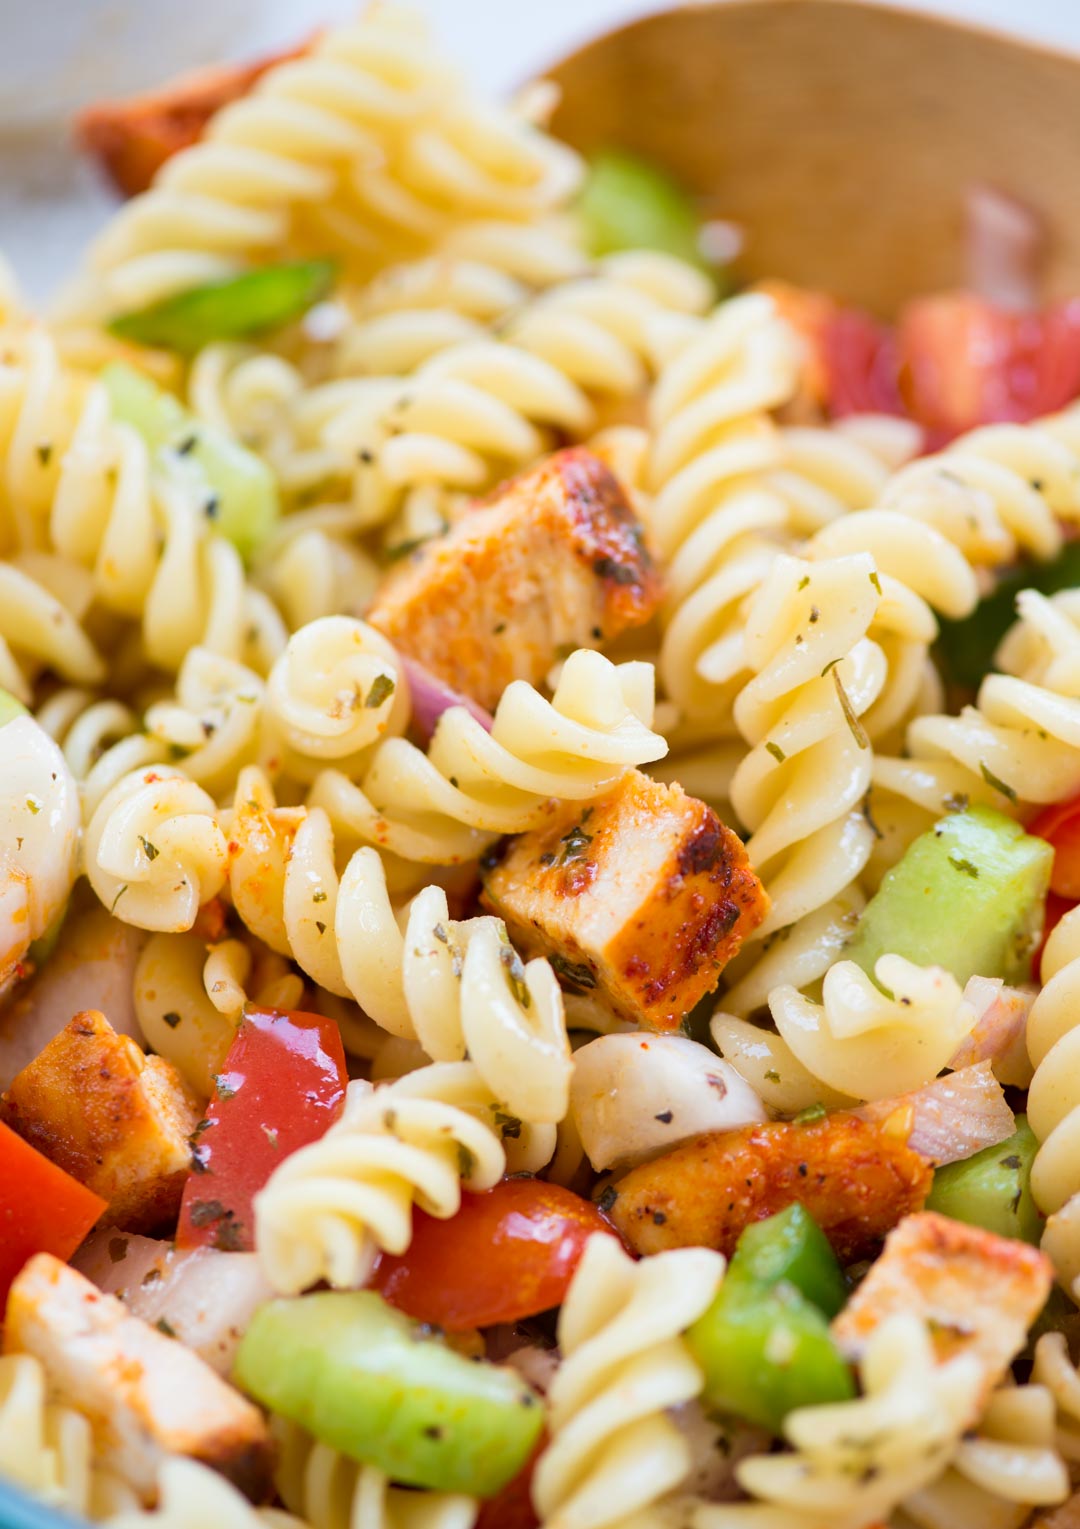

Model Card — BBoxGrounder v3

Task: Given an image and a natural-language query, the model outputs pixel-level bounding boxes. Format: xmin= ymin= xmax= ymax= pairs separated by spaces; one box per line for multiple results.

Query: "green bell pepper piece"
xmin=107 ymin=259 xmax=337 ymax=354
xmin=927 ymin=1116 xmax=1042 ymax=1245
xmin=577 ymin=149 xmax=713 ymax=272
xmin=102 ymin=362 xmax=278 ymax=562
xmin=687 ymin=1280 xmax=855 ymax=1433
xmin=234 ymin=1290 xmax=544 ymax=1497
xmin=725 ymin=1204 xmax=848 ymax=1319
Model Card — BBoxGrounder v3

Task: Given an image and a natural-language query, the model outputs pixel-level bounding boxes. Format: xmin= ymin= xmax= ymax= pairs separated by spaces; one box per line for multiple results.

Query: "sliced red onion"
xmin=949 ymin=976 xmax=1033 ymax=1088
xmin=965 ymin=183 xmax=1045 ymax=311
xmin=857 ymin=1060 xmax=1014 ymax=1166
xmin=402 ymin=656 xmax=493 ymax=744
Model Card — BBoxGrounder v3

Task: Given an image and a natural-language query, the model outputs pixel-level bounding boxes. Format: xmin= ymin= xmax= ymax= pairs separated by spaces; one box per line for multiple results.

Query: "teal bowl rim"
xmin=0 ymin=1480 xmax=85 ymax=1529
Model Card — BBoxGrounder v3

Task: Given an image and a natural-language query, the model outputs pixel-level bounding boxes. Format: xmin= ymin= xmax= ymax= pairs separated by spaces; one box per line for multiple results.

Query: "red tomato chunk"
xmin=372 ymin=1178 xmax=615 ymax=1331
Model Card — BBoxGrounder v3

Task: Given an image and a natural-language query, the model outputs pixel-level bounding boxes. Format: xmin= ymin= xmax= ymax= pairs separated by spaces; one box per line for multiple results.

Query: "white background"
xmin=2 ymin=0 xmax=1080 ymax=298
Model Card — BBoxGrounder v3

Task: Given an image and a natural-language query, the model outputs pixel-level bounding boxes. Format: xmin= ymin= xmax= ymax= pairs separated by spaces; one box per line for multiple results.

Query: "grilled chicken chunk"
xmin=4 ymin=1255 xmax=271 ymax=1501
xmin=832 ymin=1211 xmax=1052 ymax=1409
xmin=607 ymin=1112 xmax=932 ymax=1260
xmin=368 ymin=448 xmax=663 ymax=712
xmin=481 ymin=771 xmax=767 ymax=1030
xmin=1 ymin=1011 xmax=200 ymax=1233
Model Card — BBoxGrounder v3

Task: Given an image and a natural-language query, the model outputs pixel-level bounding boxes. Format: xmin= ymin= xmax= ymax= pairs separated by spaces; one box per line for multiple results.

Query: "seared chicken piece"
xmin=481 ymin=771 xmax=767 ymax=1030
xmin=368 ymin=448 xmax=663 ymax=712
xmin=1 ymin=1011 xmax=200 ymax=1233
xmin=832 ymin=1211 xmax=1052 ymax=1408
xmin=607 ymin=1112 xmax=932 ymax=1261
xmin=4 ymin=1254 xmax=271 ymax=1502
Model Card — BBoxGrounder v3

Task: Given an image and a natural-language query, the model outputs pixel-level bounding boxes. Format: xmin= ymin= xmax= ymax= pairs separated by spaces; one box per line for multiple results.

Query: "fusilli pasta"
xmin=532 ymin=1233 xmax=723 ymax=1529
xmin=254 ymin=1065 xmax=511 ymax=1295
xmin=273 ymin=1416 xmax=477 ymax=1529
xmin=0 ymin=1352 xmax=136 ymax=1520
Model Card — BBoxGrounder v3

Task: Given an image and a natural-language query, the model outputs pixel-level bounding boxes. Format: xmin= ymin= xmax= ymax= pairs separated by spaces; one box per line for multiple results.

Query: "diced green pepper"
xmin=685 ymin=1207 xmax=854 ymax=1433
xmin=107 ymin=259 xmax=338 ymax=355
xmin=927 ymin=1116 xmax=1042 ymax=1245
xmin=577 ymin=149 xmax=712 ymax=271
xmin=102 ymin=362 xmax=278 ymax=562
xmin=233 ymin=1291 xmax=544 ymax=1497
xmin=687 ymin=1281 xmax=855 ymax=1433
xmin=0 ymin=690 xmax=28 ymax=728
xmin=843 ymin=805 xmax=1052 ymax=986
xmin=725 ymin=1204 xmax=848 ymax=1319
xmin=937 ymin=542 xmax=1080 ymax=691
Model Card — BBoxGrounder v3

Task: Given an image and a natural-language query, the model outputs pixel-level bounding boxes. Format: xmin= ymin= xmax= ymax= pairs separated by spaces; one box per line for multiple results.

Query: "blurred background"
xmin=1 ymin=0 xmax=1080 ymax=297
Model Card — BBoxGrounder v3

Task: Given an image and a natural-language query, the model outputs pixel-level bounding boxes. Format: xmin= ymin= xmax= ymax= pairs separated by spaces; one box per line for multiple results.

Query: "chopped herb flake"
xmin=979 ymin=761 xmax=1017 ymax=802
xmin=364 ymin=673 xmax=396 ymax=709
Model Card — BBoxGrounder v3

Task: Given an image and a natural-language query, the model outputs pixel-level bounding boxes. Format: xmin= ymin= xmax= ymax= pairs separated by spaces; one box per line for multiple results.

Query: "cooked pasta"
xmin=225 ymin=756 xmax=569 ymax=1121
xmin=273 ymin=1417 xmax=477 ymax=1529
xmin=10 ymin=8 xmax=1080 ymax=1528
xmin=764 ymin=954 xmax=973 ymax=1102
xmin=134 ymin=928 xmax=303 ymax=1097
xmin=0 ymin=713 xmax=81 ymax=985
xmin=0 ymin=1353 xmax=136 ymax=1520
xmin=84 ymin=764 xmax=230 ymax=932
xmin=532 ymin=1233 xmax=723 ymax=1529
xmin=107 ymin=1458 xmax=301 ymax=1529
xmin=307 ymin=647 xmax=667 ymax=865
xmin=728 ymin=551 xmax=884 ymax=942
xmin=644 ymin=294 xmax=801 ymax=734
xmin=694 ymin=1316 xmax=984 ymax=1529
xmin=0 ymin=328 xmax=284 ymax=676
xmin=880 ymin=410 xmax=1080 ymax=568
xmin=904 ymin=1376 xmax=1069 ymax=1529
xmin=289 ymin=249 xmax=711 ymax=543
xmin=254 ymin=1065 xmax=520 ymax=1294
xmin=1026 ymin=904 xmax=1080 ymax=1295
xmin=57 ymin=7 xmax=581 ymax=327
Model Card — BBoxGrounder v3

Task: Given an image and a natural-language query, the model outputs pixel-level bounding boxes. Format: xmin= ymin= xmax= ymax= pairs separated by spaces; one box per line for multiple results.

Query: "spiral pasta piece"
xmin=694 ymin=1316 xmax=984 ymax=1529
xmin=643 ymin=296 xmax=800 ymax=735
xmin=0 ymin=1353 xmax=136 ymax=1520
xmin=59 ymin=8 xmax=581 ymax=326
xmin=84 ymin=765 xmax=230 ymax=932
xmin=901 ymin=597 xmax=1080 ymax=813
xmin=1024 ymin=905 xmax=1080 ymax=1297
xmin=308 ymin=647 xmax=667 ymax=865
xmin=264 ymin=615 xmax=407 ymax=780
xmin=879 ymin=408 xmax=1080 ymax=568
xmin=904 ymin=1371 xmax=1069 ymax=1529
xmin=106 ymin=1458 xmax=301 ymax=1529
xmin=226 ymin=766 xmax=570 ymax=1122
xmin=134 ymin=929 xmax=303 ymax=1098
xmin=727 ymin=551 xmax=887 ymax=942
xmin=293 ymin=251 xmax=712 ymax=538
xmin=532 ymin=1233 xmax=723 ymax=1529
xmin=273 ymin=1417 xmax=477 ymax=1529
xmin=0 ymin=714 xmax=81 ymax=987
xmin=0 ymin=558 xmax=105 ymax=702
xmin=254 ymin=1066 xmax=508 ymax=1295
xmin=766 ymin=954 xmax=973 ymax=1102
xmin=0 ymin=329 xmax=284 ymax=676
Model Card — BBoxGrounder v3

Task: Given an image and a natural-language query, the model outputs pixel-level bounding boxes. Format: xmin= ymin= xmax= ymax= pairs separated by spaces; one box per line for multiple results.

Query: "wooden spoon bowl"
xmin=547 ymin=0 xmax=1080 ymax=312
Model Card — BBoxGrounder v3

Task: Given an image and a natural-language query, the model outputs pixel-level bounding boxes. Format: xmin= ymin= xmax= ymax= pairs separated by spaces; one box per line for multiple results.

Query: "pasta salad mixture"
xmin=4 ymin=8 xmax=1080 ymax=1529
